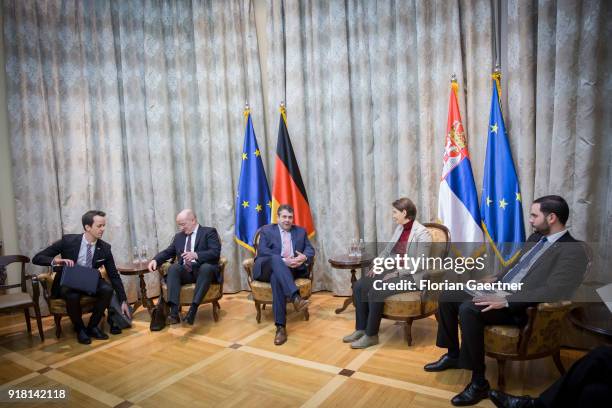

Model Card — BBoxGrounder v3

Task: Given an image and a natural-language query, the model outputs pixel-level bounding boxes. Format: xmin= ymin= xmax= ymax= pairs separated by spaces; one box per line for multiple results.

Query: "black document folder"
xmin=60 ymin=265 xmax=99 ymax=295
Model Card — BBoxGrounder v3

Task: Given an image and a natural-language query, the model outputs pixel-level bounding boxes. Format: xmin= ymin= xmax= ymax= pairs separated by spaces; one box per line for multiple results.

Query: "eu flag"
xmin=235 ymin=107 xmax=272 ymax=253
xmin=481 ymin=74 xmax=525 ymax=265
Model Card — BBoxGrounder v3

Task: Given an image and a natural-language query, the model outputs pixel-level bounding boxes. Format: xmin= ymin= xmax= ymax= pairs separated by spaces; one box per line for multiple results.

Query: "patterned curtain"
xmin=4 ymin=0 xmax=610 ymax=304
xmin=505 ymin=0 xmax=612 ymax=281
xmin=3 ymin=0 xmax=265 ymax=305
xmin=265 ymin=0 xmax=495 ymax=293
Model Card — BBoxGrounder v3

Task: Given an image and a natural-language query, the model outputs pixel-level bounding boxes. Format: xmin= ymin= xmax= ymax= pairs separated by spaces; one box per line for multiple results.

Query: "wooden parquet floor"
xmin=0 ymin=292 xmax=585 ymax=407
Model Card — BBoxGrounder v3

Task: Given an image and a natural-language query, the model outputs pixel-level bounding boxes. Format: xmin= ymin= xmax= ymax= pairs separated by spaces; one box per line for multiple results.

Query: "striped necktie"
xmin=86 ymin=244 xmax=93 ymax=267
xmin=501 ymin=237 xmax=548 ymax=283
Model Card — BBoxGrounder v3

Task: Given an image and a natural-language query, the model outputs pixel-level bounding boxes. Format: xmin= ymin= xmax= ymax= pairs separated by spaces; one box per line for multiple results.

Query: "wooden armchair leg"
xmin=552 ymin=351 xmax=566 ymax=375
xmin=212 ymin=301 xmax=220 ymax=322
xmin=303 ymin=307 xmax=309 ymax=321
xmin=262 ymin=304 xmax=266 ymax=310
xmin=255 ymin=301 xmax=262 ymax=323
xmin=24 ymin=308 xmax=32 ymax=333
xmin=496 ymin=359 xmax=507 ymax=389
xmin=404 ymin=318 xmax=414 ymax=346
xmin=54 ymin=315 xmax=62 ymax=338
xmin=33 ymin=303 xmax=44 ymax=342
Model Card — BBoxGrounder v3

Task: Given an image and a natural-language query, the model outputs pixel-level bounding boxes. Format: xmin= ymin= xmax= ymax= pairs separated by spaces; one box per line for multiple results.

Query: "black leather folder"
xmin=60 ymin=265 xmax=99 ymax=294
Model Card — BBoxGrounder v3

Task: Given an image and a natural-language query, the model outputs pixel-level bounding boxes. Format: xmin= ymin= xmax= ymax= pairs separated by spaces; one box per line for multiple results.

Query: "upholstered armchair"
xmin=0 ymin=255 xmax=45 ymax=341
xmin=484 ymin=301 xmax=573 ymax=388
xmin=159 ymin=257 xmax=227 ymax=322
xmin=38 ymin=266 xmax=109 ymax=339
xmin=382 ymin=222 xmax=451 ymax=346
xmin=485 ymin=243 xmax=593 ymax=388
xmin=242 ymin=229 xmax=314 ymax=323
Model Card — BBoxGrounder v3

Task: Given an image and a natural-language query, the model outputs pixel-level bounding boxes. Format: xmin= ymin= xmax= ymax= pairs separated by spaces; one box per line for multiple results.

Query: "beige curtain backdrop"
xmin=3 ymin=0 xmax=266 ymax=305
xmin=3 ymin=0 xmax=610 ymax=303
xmin=265 ymin=0 xmax=495 ymax=294
xmin=505 ymin=0 xmax=612 ymax=281
xmin=265 ymin=0 xmax=611 ymax=293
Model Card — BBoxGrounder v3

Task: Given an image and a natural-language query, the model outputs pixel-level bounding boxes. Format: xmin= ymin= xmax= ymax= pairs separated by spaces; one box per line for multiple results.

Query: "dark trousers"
xmin=256 ymin=255 xmax=306 ymax=326
xmin=166 ymin=263 xmax=215 ymax=310
xmin=436 ymin=290 xmax=519 ymax=376
xmin=537 ymin=345 xmax=612 ymax=408
xmin=353 ymin=273 xmax=413 ymax=336
xmin=60 ymin=278 xmax=113 ymax=331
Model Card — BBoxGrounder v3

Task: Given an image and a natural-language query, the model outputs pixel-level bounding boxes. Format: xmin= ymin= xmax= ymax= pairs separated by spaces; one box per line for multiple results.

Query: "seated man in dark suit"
xmin=32 ymin=210 xmax=131 ymax=344
xmin=424 ymin=195 xmax=588 ymax=406
xmin=148 ymin=209 xmax=221 ymax=325
xmin=254 ymin=204 xmax=314 ymax=345
xmin=489 ymin=345 xmax=612 ymax=408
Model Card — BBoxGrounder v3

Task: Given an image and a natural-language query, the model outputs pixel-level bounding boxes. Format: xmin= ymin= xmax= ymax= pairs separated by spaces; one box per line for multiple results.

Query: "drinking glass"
xmin=349 ymin=239 xmax=358 ymax=257
xmin=140 ymin=245 xmax=148 ymax=265
xmin=133 ymin=246 xmax=140 ymax=265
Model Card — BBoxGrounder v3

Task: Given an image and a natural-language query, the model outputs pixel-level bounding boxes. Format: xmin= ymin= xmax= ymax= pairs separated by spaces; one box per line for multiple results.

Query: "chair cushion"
xmin=382 ymin=291 xmax=437 ymax=317
xmin=48 ymin=296 xmax=98 ymax=315
xmin=250 ymin=278 xmax=312 ymax=302
xmin=0 ymin=293 xmax=33 ymax=309
xmin=161 ymin=283 xmax=222 ymax=305
xmin=484 ymin=325 xmax=520 ymax=355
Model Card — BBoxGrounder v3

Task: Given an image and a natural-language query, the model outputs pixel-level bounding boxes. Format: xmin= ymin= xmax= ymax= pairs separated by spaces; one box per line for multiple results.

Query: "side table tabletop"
xmin=328 ymin=254 xmax=374 ymax=314
xmin=117 ymin=263 xmax=155 ymax=316
xmin=569 ymin=303 xmax=612 ymax=340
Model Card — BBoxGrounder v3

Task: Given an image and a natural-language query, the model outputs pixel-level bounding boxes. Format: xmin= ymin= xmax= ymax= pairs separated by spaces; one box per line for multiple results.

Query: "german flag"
xmin=271 ymin=104 xmax=315 ymax=237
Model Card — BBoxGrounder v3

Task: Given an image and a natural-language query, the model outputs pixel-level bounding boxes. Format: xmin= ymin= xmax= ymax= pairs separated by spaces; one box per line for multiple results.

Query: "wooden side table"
xmin=569 ymin=303 xmax=612 ymax=340
xmin=117 ymin=264 xmax=155 ymax=316
xmin=328 ymin=254 xmax=374 ymax=314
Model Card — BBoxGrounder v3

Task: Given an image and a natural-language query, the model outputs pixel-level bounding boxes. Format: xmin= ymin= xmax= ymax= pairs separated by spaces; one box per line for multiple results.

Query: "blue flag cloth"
xmin=480 ymin=76 xmax=525 ymax=265
xmin=235 ymin=110 xmax=272 ymax=253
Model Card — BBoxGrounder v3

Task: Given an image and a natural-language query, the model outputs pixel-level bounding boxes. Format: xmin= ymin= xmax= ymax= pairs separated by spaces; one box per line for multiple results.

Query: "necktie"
xmin=281 ymin=231 xmax=292 ymax=258
xmin=501 ymin=237 xmax=548 ymax=283
xmin=86 ymin=244 xmax=93 ymax=267
xmin=184 ymin=233 xmax=193 ymax=272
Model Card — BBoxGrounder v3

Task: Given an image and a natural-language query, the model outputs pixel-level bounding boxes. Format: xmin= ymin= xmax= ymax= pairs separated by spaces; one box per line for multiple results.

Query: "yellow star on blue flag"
xmin=235 ymin=109 xmax=272 ymax=253
xmin=480 ymin=74 xmax=525 ymax=265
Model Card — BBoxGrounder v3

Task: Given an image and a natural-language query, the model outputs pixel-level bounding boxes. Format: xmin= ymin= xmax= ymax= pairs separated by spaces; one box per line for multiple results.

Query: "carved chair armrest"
xmin=37 ymin=270 xmax=55 ymax=306
xmin=307 ymin=256 xmax=316 ymax=281
xmin=517 ymin=302 xmax=573 ymax=356
xmin=242 ymin=258 xmax=254 ymax=284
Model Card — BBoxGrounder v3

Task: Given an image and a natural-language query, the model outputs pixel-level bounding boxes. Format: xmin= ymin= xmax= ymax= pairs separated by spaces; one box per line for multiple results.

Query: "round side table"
xmin=117 ymin=263 xmax=155 ymax=316
xmin=328 ymin=254 xmax=374 ymax=314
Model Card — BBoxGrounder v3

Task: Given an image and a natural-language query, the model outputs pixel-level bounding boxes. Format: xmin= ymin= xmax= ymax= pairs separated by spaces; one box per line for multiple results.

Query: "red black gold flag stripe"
xmin=271 ymin=104 xmax=315 ymax=237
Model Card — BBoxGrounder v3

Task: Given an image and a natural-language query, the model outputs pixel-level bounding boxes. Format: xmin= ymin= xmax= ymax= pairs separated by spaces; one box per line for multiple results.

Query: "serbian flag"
xmin=271 ymin=104 xmax=315 ymax=237
xmin=438 ymin=77 xmax=483 ymax=248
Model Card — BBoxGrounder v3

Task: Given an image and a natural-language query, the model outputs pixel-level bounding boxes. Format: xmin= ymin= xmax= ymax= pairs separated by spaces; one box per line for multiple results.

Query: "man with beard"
xmin=424 ymin=195 xmax=588 ymax=406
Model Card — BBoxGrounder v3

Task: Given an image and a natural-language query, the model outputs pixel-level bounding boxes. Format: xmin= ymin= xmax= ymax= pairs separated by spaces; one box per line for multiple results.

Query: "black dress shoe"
xmin=182 ymin=307 xmax=197 ymax=325
xmin=86 ymin=327 xmax=109 ymax=340
xmin=167 ymin=314 xmax=181 ymax=325
xmin=451 ymin=381 xmax=490 ymax=406
xmin=76 ymin=329 xmax=91 ymax=345
xmin=424 ymin=353 xmax=459 ymax=372
xmin=274 ymin=326 xmax=287 ymax=345
xmin=489 ymin=389 xmax=535 ymax=408
xmin=109 ymin=323 xmax=122 ymax=335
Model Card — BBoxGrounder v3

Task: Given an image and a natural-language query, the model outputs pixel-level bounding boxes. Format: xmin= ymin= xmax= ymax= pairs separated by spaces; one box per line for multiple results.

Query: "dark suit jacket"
xmin=153 ymin=225 xmax=222 ymax=283
xmin=503 ymin=231 xmax=588 ymax=316
xmin=32 ymin=234 xmax=127 ymax=302
xmin=253 ymin=224 xmax=315 ymax=281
